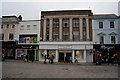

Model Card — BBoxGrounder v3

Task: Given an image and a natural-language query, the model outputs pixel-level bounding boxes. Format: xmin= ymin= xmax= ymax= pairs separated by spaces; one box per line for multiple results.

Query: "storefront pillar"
xmin=72 ymin=50 xmax=75 ymax=63
xmin=55 ymin=50 xmax=58 ymax=62
xmin=84 ymin=50 xmax=87 ymax=62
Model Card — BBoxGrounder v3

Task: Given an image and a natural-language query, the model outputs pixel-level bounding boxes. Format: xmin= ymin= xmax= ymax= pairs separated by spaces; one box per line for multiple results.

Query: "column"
xmin=49 ymin=18 xmax=53 ymax=41
xmin=35 ymin=50 xmax=36 ymax=61
xmin=80 ymin=18 xmax=83 ymax=41
xmin=84 ymin=50 xmax=86 ymax=62
xmin=86 ymin=18 xmax=89 ymax=41
xmin=43 ymin=19 xmax=46 ymax=41
xmin=59 ymin=18 xmax=62 ymax=41
xmin=70 ymin=18 xmax=73 ymax=41
xmin=72 ymin=50 xmax=75 ymax=63
xmin=55 ymin=50 xmax=58 ymax=62
xmin=39 ymin=50 xmax=41 ymax=61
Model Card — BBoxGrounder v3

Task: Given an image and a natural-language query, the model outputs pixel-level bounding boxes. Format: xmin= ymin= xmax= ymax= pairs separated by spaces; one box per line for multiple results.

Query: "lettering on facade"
xmin=22 ymin=46 xmax=32 ymax=49
xmin=58 ymin=45 xmax=72 ymax=49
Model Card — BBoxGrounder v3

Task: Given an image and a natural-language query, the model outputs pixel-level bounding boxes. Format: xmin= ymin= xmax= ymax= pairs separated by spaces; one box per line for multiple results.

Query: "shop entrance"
xmin=27 ymin=50 xmax=35 ymax=61
xmin=58 ymin=50 xmax=72 ymax=62
xmin=58 ymin=53 xmax=64 ymax=62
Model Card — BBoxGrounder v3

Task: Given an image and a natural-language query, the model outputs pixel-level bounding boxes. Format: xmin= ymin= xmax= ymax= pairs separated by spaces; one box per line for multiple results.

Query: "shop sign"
xmin=58 ymin=46 xmax=72 ymax=49
xmin=22 ymin=46 xmax=32 ymax=49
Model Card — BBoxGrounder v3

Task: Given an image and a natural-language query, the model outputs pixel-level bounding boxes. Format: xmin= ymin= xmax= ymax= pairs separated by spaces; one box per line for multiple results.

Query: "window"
xmin=110 ymin=21 xmax=114 ymax=28
xmin=6 ymin=24 xmax=9 ymax=29
xmin=63 ymin=32 xmax=69 ymax=41
xmin=12 ymin=24 xmax=15 ymax=29
xmin=73 ymin=19 xmax=79 ymax=27
xmin=111 ymin=36 xmax=116 ymax=44
xmin=0 ymin=34 xmax=4 ymax=40
xmin=33 ymin=25 xmax=37 ymax=28
xmin=46 ymin=19 xmax=50 ymax=28
xmin=27 ymin=25 xmax=30 ymax=28
xmin=63 ymin=19 xmax=69 ymax=27
xmin=46 ymin=32 xmax=49 ymax=41
xmin=53 ymin=19 xmax=59 ymax=27
xmin=99 ymin=22 xmax=103 ymax=29
xmin=21 ymin=25 xmax=24 ymax=28
xmin=9 ymin=33 xmax=14 ymax=40
xmin=53 ymin=32 xmax=59 ymax=41
xmin=99 ymin=36 xmax=104 ymax=44
xmin=1 ymin=25 xmax=3 ymax=29
xmin=73 ymin=31 xmax=79 ymax=41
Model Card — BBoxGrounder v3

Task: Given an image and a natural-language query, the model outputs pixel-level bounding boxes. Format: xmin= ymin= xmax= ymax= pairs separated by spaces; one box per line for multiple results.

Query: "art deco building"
xmin=39 ymin=10 xmax=93 ymax=62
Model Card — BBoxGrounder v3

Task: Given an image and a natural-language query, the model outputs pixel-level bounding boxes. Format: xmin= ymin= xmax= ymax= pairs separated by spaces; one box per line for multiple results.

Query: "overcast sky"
xmin=1 ymin=0 xmax=120 ymax=20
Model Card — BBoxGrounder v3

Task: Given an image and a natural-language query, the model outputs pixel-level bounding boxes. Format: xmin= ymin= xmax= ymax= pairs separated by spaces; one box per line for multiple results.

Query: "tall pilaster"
xmin=86 ymin=18 xmax=89 ymax=41
xmin=49 ymin=18 xmax=53 ymax=41
xmin=70 ymin=18 xmax=73 ymax=41
xmin=80 ymin=18 xmax=83 ymax=41
xmin=59 ymin=18 xmax=62 ymax=41
xmin=43 ymin=19 xmax=46 ymax=41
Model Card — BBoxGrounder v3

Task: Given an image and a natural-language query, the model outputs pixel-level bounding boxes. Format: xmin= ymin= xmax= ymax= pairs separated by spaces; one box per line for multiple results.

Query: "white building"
xmin=39 ymin=10 xmax=94 ymax=63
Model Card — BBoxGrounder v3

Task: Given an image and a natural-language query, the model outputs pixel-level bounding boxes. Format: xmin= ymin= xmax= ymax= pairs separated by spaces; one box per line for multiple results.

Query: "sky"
xmin=1 ymin=0 xmax=120 ymax=20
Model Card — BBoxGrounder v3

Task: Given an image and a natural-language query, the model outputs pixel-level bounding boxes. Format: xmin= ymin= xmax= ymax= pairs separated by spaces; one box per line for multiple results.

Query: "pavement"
xmin=1 ymin=59 xmax=119 ymax=78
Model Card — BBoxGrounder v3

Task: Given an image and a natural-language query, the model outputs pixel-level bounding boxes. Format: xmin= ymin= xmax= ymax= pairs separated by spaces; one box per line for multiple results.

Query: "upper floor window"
xmin=21 ymin=25 xmax=24 ymax=28
xmin=1 ymin=24 xmax=3 ymax=29
xmin=6 ymin=24 xmax=9 ymax=29
xmin=83 ymin=18 xmax=86 ymax=27
xmin=99 ymin=21 xmax=103 ymax=29
xmin=27 ymin=25 xmax=30 ymax=28
xmin=33 ymin=25 xmax=37 ymax=28
xmin=63 ymin=32 xmax=69 ymax=41
xmin=111 ymin=36 xmax=116 ymax=44
xmin=110 ymin=21 xmax=114 ymax=28
xmin=46 ymin=19 xmax=50 ymax=28
xmin=63 ymin=19 xmax=69 ymax=27
xmin=9 ymin=33 xmax=14 ymax=40
xmin=53 ymin=31 xmax=59 ymax=41
xmin=0 ymin=33 xmax=4 ymax=40
xmin=73 ymin=19 xmax=79 ymax=27
xmin=73 ymin=31 xmax=79 ymax=41
xmin=99 ymin=36 xmax=104 ymax=44
xmin=12 ymin=24 xmax=15 ymax=29
xmin=53 ymin=19 xmax=59 ymax=28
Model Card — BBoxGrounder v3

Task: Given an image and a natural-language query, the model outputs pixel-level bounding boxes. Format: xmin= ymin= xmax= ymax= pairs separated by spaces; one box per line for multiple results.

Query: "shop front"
xmin=16 ymin=45 xmax=39 ymax=61
xmin=2 ymin=41 xmax=16 ymax=59
xmin=39 ymin=42 xmax=93 ymax=63
xmin=93 ymin=44 xmax=120 ymax=63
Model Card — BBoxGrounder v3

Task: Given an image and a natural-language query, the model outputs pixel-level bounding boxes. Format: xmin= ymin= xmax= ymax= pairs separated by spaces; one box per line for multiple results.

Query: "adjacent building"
xmin=15 ymin=20 xmax=40 ymax=61
xmin=39 ymin=10 xmax=94 ymax=62
xmin=0 ymin=16 xmax=20 ymax=59
xmin=92 ymin=14 xmax=120 ymax=62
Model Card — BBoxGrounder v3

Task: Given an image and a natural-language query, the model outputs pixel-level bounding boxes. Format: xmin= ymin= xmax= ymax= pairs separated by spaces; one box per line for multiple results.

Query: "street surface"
xmin=2 ymin=60 xmax=119 ymax=78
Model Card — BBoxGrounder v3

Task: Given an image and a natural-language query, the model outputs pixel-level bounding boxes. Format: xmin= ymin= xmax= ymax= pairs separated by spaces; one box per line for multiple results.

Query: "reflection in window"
xmin=75 ymin=50 xmax=84 ymax=60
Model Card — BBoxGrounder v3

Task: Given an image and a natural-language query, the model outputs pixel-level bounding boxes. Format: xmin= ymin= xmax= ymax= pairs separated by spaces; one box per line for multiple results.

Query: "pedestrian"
xmin=50 ymin=55 xmax=54 ymax=64
xmin=75 ymin=56 xmax=78 ymax=63
xmin=2 ymin=53 xmax=5 ymax=61
xmin=23 ymin=54 xmax=26 ymax=62
xmin=44 ymin=54 xmax=47 ymax=64
xmin=69 ymin=56 xmax=72 ymax=63
xmin=26 ymin=54 xmax=29 ymax=62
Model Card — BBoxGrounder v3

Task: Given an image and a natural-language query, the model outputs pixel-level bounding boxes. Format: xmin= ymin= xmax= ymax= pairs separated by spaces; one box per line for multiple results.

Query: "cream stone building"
xmin=15 ymin=20 xmax=40 ymax=61
xmin=39 ymin=10 xmax=94 ymax=63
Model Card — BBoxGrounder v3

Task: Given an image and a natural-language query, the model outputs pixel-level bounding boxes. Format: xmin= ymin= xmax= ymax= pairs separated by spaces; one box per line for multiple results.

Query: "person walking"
xmin=44 ymin=54 xmax=47 ymax=64
xmin=75 ymin=56 xmax=78 ymax=63
xmin=69 ymin=56 xmax=72 ymax=63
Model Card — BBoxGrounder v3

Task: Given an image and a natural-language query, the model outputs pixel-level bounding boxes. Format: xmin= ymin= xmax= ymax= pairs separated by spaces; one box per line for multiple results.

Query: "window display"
xmin=19 ymin=35 xmax=37 ymax=43
xmin=17 ymin=49 xmax=27 ymax=58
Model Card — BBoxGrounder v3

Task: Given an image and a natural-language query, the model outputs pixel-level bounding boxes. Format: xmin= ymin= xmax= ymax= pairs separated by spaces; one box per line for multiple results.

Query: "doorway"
xmin=27 ymin=50 xmax=35 ymax=61
xmin=58 ymin=53 xmax=64 ymax=62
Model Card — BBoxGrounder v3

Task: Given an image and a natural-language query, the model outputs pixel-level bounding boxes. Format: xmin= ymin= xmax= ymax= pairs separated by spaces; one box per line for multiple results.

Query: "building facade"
xmin=92 ymin=14 xmax=120 ymax=62
xmin=39 ymin=10 xmax=93 ymax=62
xmin=15 ymin=20 xmax=40 ymax=61
xmin=0 ymin=16 xmax=19 ymax=59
